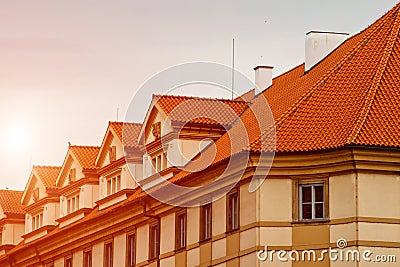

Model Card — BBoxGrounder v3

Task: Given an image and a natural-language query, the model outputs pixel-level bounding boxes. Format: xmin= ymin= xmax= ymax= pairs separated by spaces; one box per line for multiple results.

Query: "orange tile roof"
xmin=69 ymin=145 xmax=100 ymax=170
xmin=33 ymin=166 xmax=61 ymax=189
xmin=251 ymin=2 xmax=400 ymax=152
xmin=0 ymin=190 xmax=24 ymax=215
xmin=157 ymin=3 xmax=400 ymax=186
xmin=2 ymin=4 xmax=400 ymax=262
xmin=109 ymin=121 xmax=142 ymax=148
xmin=154 ymin=95 xmax=250 ymax=126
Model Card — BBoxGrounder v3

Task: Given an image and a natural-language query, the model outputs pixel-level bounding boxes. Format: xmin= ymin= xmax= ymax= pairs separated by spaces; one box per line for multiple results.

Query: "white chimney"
xmin=305 ymin=31 xmax=349 ymax=72
xmin=254 ymin=65 xmax=273 ymax=90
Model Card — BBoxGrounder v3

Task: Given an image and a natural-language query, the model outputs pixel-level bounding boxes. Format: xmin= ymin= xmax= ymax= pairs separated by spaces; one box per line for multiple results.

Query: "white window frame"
xmin=299 ymin=183 xmax=324 ymax=220
xmin=106 ymin=175 xmax=121 ymax=196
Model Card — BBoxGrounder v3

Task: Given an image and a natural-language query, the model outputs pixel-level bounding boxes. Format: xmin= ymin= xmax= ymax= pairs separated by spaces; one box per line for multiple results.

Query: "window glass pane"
xmin=107 ymin=180 xmax=111 ymax=195
xmin=205 ymin=205 xmax=211 ymax=239
xmin=301 ymin=186 xmax=312 ymax=203
xmin=314 ymin=185 xmax=324 ymax=202
xmin=315 ymin=203 xmax=324 ymax=218
xmin=128 ymin=234 xmax=135 ymax=267
xmin=302 ymin=203 xmax=312 ymax=219
xmin=228 ymin=193 xmax=239 ymax=230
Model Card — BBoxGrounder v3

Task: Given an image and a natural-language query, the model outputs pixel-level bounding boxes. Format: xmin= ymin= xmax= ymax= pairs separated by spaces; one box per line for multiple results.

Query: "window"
xmin=227 ymin=191 xmax=239 ymax=232
xmin=67 ymin=194 xmax=80 ymax=214
xmin=162 ymin=153 xmax=167 ymax=170
xmin=106 ymin=175 xmax=121 ymax=196
xmin=109 ymin=146 xmax=117 ymax=162
xmin=32 ymin=212 xmax=43 ymax=231
xmin=175 ymin=210 xmax=187 ymax=250
xmin=156 ymin=155 xmax=161 ymax=172
xmin=83 ymin=249 xmax=92 ymax=267
xmin=151 ymin=153 xmax=168 ymax=174
xmin=299 ymin=184 xmax=324 ymax=220
xmin=149 ymin=222 xmax=160 ymax=260
xmin=127 ymin=233 xmax=136 ymax=267
xmin=200 ymin=203 xmax=212 ymax=241
xmin=104 ymin=241 xmax=113 ymax=267
xmin=65 ymin=256 xmax=72 ymax=267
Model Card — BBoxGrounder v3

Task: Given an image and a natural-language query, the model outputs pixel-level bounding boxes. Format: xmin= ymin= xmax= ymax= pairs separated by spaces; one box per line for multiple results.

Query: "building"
xmin=0 ymin=2 xmax=399 ymax=267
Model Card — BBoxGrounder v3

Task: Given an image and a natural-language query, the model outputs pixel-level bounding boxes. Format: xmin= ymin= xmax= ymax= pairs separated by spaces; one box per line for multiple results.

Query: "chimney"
xmin=305 ymin=31 xmax=349 ymax=72
xmin=254 ymin=66 xmax=273 ymax=90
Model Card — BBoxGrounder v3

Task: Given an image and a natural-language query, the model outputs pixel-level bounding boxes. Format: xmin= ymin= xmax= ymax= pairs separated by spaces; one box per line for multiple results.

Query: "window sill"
xmin=148 ymin=257 xmax=159 ymax=264
xmin=199 ymin=237 xmax=212 ymax=244
xmin=292 ymin=218 xmax=330 ymax=225
xmin=174 ymin=247 xmax=186 ymax=253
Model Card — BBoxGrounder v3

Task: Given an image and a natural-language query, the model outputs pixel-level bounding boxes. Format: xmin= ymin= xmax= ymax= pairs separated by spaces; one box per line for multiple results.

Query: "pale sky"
xmin=0 ymin=0 xmax=398 ymax=190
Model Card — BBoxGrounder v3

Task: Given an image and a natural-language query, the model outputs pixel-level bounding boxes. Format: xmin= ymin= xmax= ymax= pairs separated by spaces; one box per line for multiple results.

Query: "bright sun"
xmin=5 ymin=125 xmax=29 ymax=154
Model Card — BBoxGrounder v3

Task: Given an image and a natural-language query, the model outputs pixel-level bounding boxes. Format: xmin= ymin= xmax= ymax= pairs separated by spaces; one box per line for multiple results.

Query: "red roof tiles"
xmin=248 ymin=2 xmax=400 ymax=152
xmin=110 ymin=121 xmax=142 ymax=148
xmin=0 ymin=190 xmax=24 ymax=215
xmin=69 ymin=145 xmax=100 ymax=170
xmin=154 ymin=94 xmax=249 ymax=126
xmin=33 ymin=166 xmax=61 ymax=189
xmin=162 ymin=2 xmax=400 ymax=185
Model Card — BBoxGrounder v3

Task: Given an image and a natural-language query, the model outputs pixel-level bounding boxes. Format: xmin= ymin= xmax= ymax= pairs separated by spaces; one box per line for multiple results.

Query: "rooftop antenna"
xmin=116 ymin=108 xmax=119 ymax=122
xmin=231 ymin=38 xmax=235 ymax=100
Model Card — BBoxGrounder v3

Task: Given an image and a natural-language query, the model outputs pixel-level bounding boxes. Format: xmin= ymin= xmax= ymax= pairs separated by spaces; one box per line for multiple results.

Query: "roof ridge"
xmin=0 ymin=189 xmax=23 ymax=192
xmin=255 ymin=4 xmax=397 ymax=150
xmin=109 ymin=121 xmax=142 ymax=125
xmin=33 ymin=165 xmax=61 ymax=168
xmin=347 ymin=6 xmax=400 ymax=144
xmin=153 ymin=93 xmax=247 ymax=103
xmin=70 ymin=145 xmax=100 ymax=148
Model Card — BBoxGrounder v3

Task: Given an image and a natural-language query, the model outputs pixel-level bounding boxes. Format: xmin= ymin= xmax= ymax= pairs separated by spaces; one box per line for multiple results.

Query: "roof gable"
xmin=96 ymin=122 xmax=142 ymax=167
xmin=56 ymin=145 xmax=100 ymax=187
xmin=21 ymin=166 xmax=61 ymax=206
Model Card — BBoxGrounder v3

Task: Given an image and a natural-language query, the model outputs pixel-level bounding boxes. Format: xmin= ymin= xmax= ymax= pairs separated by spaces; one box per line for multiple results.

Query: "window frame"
xmin=104 ymin=240 xmax=113 ymax=267
xmin=66 ymin=193 xmax=80 ymax=215
xmin=293 ymin=177 xmax=329 ymax=222
xmin=149 ymin=221 xmax=160 ymax=260
xmin=64 ymin=255 xmax=73 ymax=267
xmin=83 ymin=248 xmax=92 ymax=267
xmin=106 ymin=174 xmax=121 ymax=196
xmin=175 ymin=209 xmax=187 ymax=250
xmin=200 ymin=203 xmax=212 ymax=241
xmin=31 ymin=212 xmax=44 ymax=231
xmin=226 ymin=190 xmax=240 ymax=232
xmin=126 ymin=231 xmax=136 ymax=267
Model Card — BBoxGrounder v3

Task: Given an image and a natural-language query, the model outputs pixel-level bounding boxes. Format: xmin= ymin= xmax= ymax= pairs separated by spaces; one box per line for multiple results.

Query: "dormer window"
xmin=151 ymin=153 xmax=167 ymax=174
xmin=32 ymin=212 xmax=43 ymax=231
xmin=109 ymin=146 xmax=117 ymax=162
xmin=67 ymin=194 xmax=80 ymax=214
xmin=106 ymin=175 xmax=121 ymax=196
xmin=68 ymin=168 xmax=76 ymax=182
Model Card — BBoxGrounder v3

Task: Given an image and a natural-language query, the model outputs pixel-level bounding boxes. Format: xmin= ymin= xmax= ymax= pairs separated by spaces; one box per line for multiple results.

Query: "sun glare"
xmin=5 ymin=125 xmax=29 ymax=154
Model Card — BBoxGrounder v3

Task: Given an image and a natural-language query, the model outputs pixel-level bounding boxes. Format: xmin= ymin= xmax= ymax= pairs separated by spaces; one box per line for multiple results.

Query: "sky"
xmin=0 ymin=0 xmax=398 ymax=190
